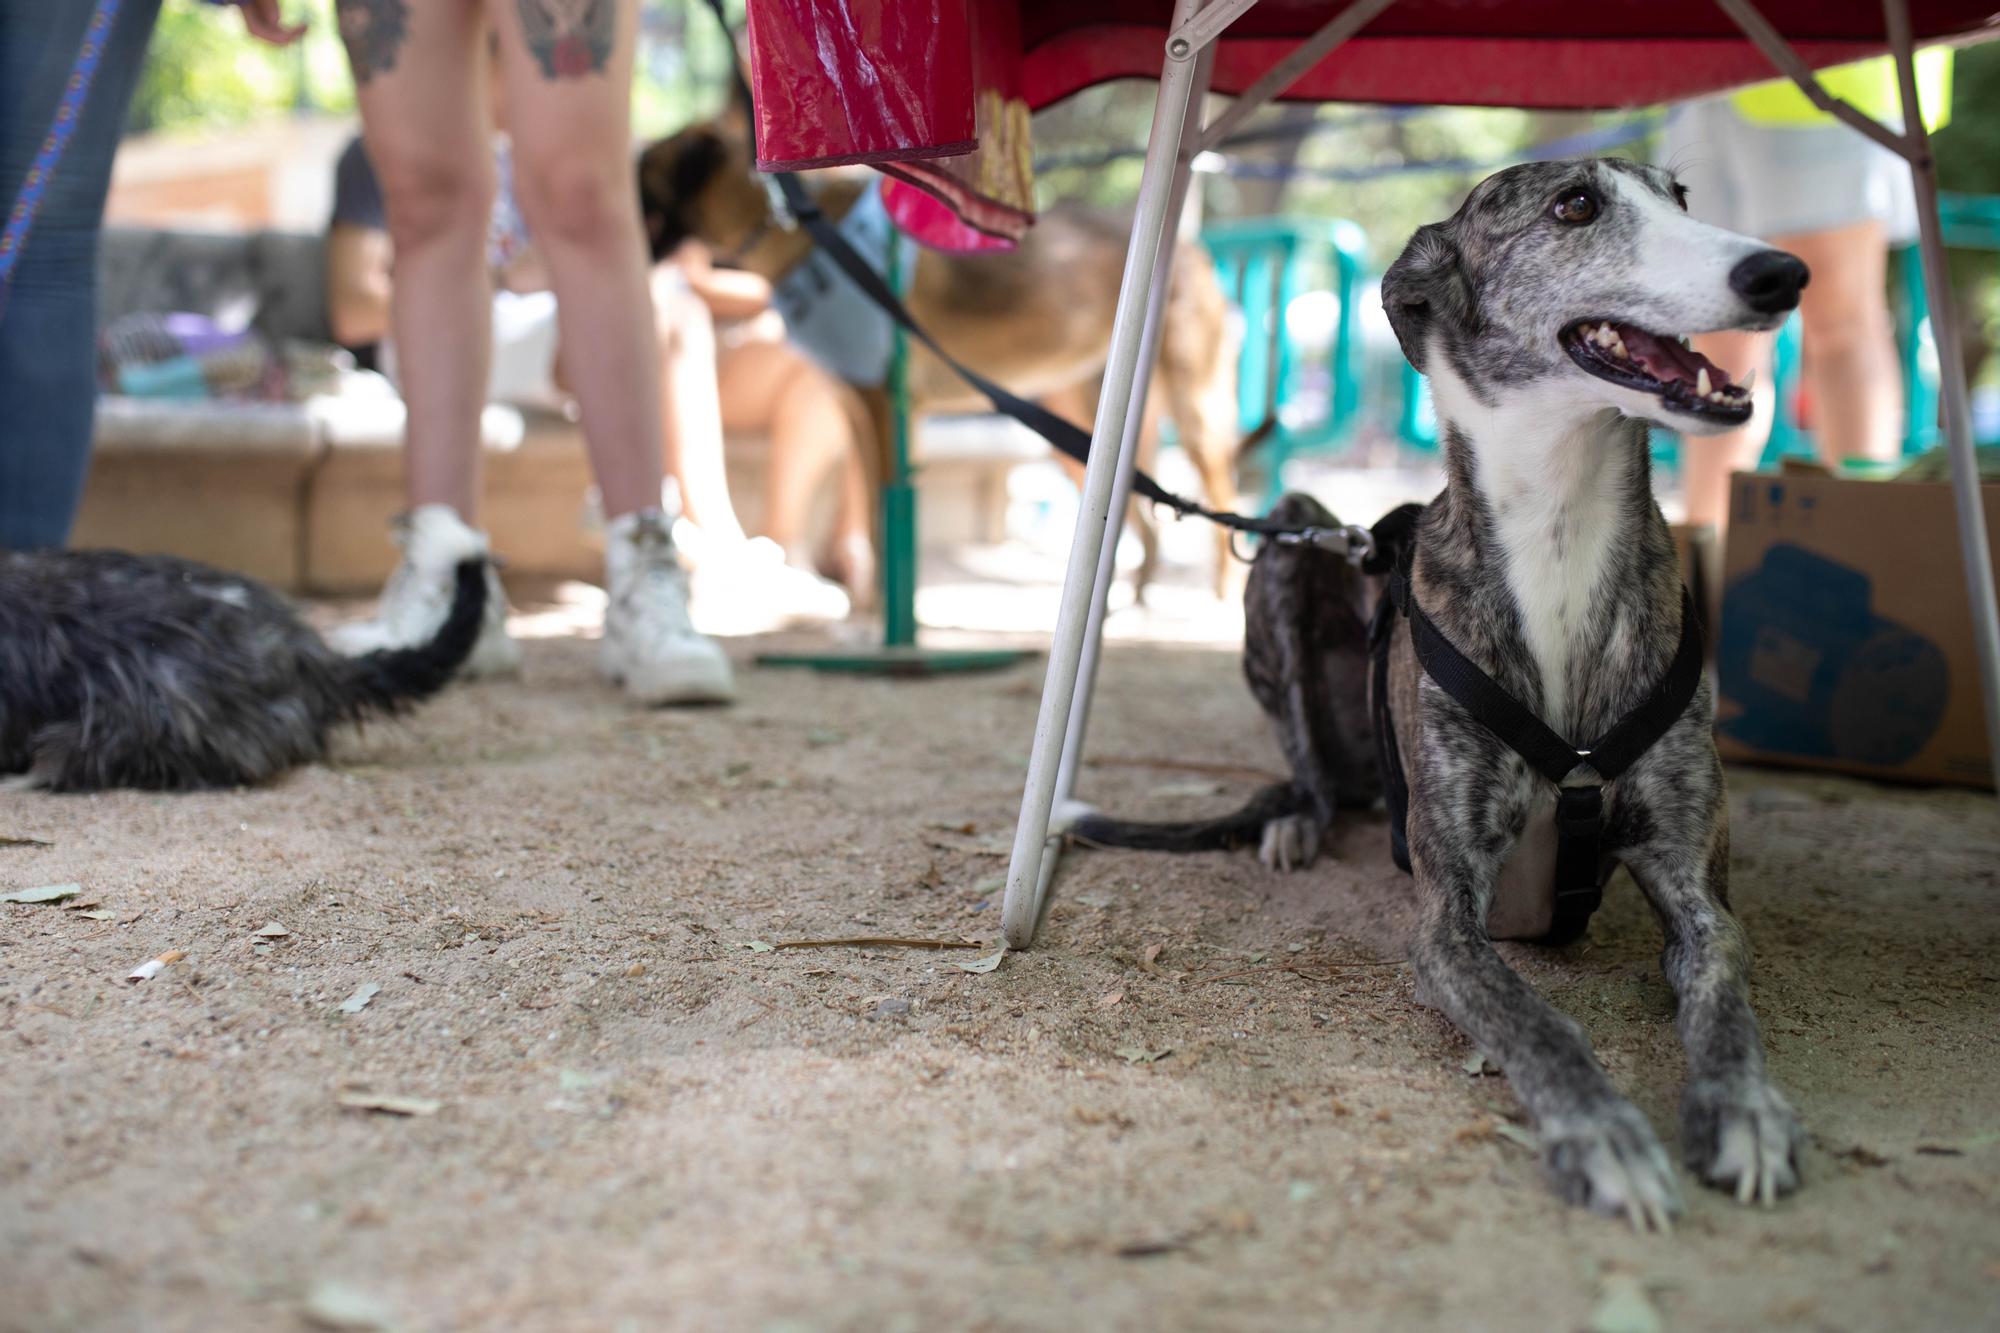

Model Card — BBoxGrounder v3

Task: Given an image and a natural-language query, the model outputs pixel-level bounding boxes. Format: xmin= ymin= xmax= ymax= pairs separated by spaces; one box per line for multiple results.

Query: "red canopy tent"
xmin=742 ymin=0 xmax=2000 ymax=948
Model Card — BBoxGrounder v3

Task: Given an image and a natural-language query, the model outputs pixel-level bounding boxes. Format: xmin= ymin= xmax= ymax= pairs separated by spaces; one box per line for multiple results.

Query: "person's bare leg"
xmin=1777 ymin=220 xmax=1902 ymax=467
xmin=339 ymin=0 xmax=494 ymax=520
xmin=490 ymin=0 xmax=659 ymax=521
xmin=651 ymin=267 xmax=745 ymax=542
xmin=1680 ymin=330 xmax=1776 ymax=530
xmin=718 ymin=339 xmax=864 ymax=563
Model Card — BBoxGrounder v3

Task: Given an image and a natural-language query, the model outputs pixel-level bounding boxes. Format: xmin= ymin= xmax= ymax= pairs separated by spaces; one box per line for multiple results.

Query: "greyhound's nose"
xmin=1730 ymin=250 xmax=1810 ymax=314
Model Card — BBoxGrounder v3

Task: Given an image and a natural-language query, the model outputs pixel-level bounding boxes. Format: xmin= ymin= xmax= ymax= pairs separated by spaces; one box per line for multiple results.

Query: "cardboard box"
xmin=1716 ymin=467 xmax=2000 ymax=788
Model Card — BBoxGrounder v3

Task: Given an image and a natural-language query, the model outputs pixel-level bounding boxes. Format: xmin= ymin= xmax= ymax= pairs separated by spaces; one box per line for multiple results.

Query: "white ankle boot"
xmin=328 ymin=504 xmax=520 ymax=677
xmin=601 ymin=509 xmax=735 ymax=705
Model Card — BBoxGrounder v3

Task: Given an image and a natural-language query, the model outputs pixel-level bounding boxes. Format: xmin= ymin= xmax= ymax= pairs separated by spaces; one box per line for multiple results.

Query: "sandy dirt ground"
xmin=3 ymin=588 xmax=1998 ymax=1332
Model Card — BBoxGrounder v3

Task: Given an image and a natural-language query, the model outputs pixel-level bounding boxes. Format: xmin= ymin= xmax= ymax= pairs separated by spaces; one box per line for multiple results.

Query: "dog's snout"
xmin=1729 ymin=250 xmax=1810 ymax=315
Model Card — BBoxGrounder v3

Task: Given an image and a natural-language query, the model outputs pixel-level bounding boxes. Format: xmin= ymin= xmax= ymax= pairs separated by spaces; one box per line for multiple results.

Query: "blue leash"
xmin=0 ymin=0 xmax=126 ymax=321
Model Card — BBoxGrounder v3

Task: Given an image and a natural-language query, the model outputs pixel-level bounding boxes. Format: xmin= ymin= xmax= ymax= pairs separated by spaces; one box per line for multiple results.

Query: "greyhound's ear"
xmin=1381 ymin=222 xmax=1473 ymax=371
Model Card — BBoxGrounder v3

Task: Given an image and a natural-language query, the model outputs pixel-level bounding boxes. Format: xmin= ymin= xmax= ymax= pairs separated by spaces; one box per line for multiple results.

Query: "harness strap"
xmin=1376 ymin=532 xmax=1704 ymax=945
xmin=1367 ymin=505 xmax=1425 ymax=877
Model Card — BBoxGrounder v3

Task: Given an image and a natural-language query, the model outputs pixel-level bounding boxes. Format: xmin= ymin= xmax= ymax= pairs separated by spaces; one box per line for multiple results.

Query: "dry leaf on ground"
xmin=338 ymin=983 xmax=382 ymax=1015
xmin=1 ymin=884 xmax=79 ymax=905
xmin=1115 ymin=1046 xmax=1172 ymax=1065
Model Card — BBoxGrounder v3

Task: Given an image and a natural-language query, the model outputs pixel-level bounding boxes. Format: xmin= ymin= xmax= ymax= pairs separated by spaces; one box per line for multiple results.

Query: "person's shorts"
xmin=485 ymin=289 xmax=565 ymax=411
xmin=1658 ymin=97 xmax=1917 ymax=244
xmin=380 ymin=288 xmax=568 ymax=412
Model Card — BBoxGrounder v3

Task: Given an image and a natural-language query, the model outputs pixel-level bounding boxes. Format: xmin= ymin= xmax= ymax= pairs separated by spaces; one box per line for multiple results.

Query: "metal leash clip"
xmin=1272 ymin=523 xmax=1376 ymax=565
xmin=1229 ymin=521 xmax=1375 ymax=566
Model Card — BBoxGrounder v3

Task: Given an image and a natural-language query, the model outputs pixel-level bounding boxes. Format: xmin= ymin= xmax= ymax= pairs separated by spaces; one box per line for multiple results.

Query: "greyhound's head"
xmin=1382 ymin=158 xmax=1807 ymax=435
xmin=635 ymin=118 xmax=767 ymax=262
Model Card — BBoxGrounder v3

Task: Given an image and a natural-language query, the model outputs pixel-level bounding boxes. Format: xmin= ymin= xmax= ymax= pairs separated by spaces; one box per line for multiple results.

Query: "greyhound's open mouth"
xmin=1561 ymin=320 xmax=1754 ymax=425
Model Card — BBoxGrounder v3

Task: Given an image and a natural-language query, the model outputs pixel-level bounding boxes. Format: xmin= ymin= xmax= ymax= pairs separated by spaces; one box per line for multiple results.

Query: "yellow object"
xmin=1732 ymin=50 xmax=1953 ymax=131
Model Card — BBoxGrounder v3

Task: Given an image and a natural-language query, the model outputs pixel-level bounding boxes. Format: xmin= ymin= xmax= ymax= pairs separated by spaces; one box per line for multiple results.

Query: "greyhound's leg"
xmin=1155 ymin=342 xmax=1241 ymax=600
xmin=1408 ymin=788 xmax=1682 ymax=1229
xmin=1258 ymin=625 xmax=1337 ymax=870
xmin=1621 ymin=754 xmax=1802 ymax=1206
xmin=1043 ymin=383 xmax=1161 ymax=605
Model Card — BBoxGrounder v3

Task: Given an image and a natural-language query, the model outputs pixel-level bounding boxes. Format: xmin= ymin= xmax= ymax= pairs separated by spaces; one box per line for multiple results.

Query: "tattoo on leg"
xmin=335 ymin=0 xmax=411 ymax=85
xmin=514 ymin=0 xmax=615 ymax=80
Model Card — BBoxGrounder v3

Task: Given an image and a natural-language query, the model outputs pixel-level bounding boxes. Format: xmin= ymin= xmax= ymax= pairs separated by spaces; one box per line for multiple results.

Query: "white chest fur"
xmin=1431 ymin=371 xmax=1630 ymax=736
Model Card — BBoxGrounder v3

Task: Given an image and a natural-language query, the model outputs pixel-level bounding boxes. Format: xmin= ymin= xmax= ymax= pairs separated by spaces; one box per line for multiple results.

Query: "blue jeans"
xmin=0 ymin=0 xmax=162 ymax=550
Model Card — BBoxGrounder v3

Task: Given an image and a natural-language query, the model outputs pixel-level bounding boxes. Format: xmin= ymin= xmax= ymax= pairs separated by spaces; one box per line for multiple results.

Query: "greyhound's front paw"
xmin=1541 ymin=1102 xmax=1683 ymax=1232
xmin=1258 ymin=814 xmax=1322 ymax=872
xmin=1683 ymin=1075 xmax=1802 ymax=1207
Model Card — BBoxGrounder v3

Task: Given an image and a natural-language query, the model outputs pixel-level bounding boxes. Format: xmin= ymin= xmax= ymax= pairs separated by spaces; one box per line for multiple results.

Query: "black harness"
xmin=1368 ymin=509 xmax=1706 ymax=945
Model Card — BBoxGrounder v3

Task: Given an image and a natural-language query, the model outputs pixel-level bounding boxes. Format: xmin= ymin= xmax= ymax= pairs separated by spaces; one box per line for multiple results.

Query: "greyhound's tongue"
xmin=1619 ymin=326 xmax=1730 ymax=389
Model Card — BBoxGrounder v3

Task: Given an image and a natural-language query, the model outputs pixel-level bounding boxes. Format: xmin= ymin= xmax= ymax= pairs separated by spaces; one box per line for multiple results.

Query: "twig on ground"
xmin=773 ymin=936 xmax=984 ymax=951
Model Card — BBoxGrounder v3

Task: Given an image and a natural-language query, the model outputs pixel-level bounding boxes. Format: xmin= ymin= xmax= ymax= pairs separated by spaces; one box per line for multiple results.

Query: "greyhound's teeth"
xmin=1740 ymin=368 xmax=1758 ymax=395
xmin=1696 ymin=369 xmax=1712 ymax=397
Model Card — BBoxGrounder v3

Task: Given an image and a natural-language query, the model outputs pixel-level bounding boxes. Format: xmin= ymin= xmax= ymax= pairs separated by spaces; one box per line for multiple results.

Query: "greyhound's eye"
xmin=1670 ymin=182 xmax=1690 ymax=211
xmin=1552 ymin=189 xmax=1600 ymax=226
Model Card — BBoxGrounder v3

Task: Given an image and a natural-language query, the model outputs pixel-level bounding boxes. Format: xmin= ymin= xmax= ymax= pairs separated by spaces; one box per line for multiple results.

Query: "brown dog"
xmin=637 ymin=122 xmax=1246 ymax=599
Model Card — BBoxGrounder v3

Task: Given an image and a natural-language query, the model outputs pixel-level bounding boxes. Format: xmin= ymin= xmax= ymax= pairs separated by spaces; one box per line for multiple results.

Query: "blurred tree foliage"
xmin=122 ymin=3 xmax=2000 ymax=372
xmin=127 ymin=0 xmax=742 ymax=136
xmin=129 ymin=0 xmax=352 ymax=131
xmin=1933 ymin=41 xmax=2000 ymax=378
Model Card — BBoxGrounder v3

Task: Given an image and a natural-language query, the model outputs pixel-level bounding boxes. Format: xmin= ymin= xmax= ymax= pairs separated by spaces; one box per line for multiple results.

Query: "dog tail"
xmin=1235 ymin=413 xmax=1279 ymax=458
xmin=1070 ymin=781 xmax=1302 ymax=853
xmin=340 ymin=560 xmax=489 ymax=717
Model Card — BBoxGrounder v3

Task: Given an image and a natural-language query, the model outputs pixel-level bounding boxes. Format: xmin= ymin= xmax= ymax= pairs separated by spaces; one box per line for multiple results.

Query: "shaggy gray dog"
xmin=0 ymin=550 xmax=486 ymax=791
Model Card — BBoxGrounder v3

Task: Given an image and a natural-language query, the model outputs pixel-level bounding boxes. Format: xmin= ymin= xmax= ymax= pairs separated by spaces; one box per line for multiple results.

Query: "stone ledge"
xmin=73 ymin=399 xmax=1037 ymax=593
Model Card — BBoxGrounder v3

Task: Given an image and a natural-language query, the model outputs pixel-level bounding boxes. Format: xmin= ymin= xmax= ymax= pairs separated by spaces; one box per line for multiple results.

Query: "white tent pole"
xmin=1884 ymin=0 xmax=2000 ymax=787
xmin=1001 ymin=0 xmax=1211 ymax=950
xmin=1023 ymin=47 xmax=1219 ymax=941
xmin=1002 ymin=0 xmax=1405 ymax=948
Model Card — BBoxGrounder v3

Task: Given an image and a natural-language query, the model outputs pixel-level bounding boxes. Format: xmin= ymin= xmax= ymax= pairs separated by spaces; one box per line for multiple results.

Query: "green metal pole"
xmin=756 ymin=207 xmax=1027 ymax=677
xmin=881 ymin=229 xmax=918 ymax=648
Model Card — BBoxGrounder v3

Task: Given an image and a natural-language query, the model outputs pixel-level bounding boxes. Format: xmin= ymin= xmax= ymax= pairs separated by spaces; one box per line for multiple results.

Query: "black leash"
xmin=697 ymin=0 xmax=1328 ymax=545
xmin=1371 ymin=511 xmax=1705 ymax=945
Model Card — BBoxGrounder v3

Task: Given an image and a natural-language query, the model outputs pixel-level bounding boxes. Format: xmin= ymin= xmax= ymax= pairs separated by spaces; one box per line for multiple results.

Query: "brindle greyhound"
xmin=636 ymin=121 xmax=1247 ymax=599
xmin=1081 ymin=159 xmax=1809 ymax=1229
xmin=1382 ymin=158 xmax=1805 ymax=1228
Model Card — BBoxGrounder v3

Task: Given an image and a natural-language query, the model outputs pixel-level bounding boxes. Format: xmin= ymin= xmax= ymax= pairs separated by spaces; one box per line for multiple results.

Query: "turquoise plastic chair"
xmin=1202 ymin=217 xmax=1369 ymax=506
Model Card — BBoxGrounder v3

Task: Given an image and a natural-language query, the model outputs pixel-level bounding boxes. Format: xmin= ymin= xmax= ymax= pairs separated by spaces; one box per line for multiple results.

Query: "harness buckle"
xmin=1554 ymin=784 xmax=1605 ymax=838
